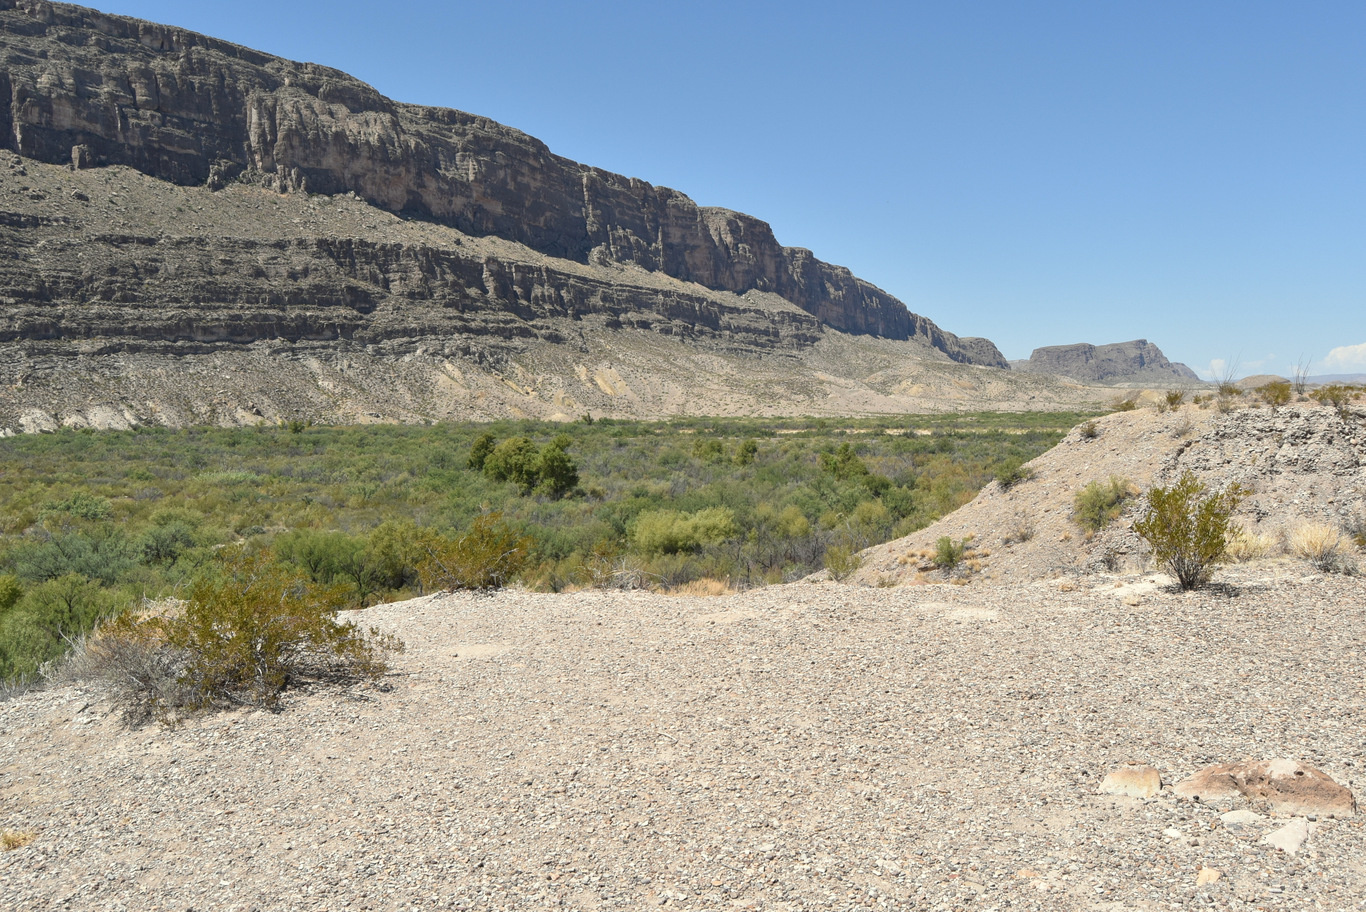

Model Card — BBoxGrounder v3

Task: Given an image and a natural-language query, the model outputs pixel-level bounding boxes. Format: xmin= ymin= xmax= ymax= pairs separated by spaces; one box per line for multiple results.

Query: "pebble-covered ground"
xmin=2 ymin=567 xmax=1364 ymax=911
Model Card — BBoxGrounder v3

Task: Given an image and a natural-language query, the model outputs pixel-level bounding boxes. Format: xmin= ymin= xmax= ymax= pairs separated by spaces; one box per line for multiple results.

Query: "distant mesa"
xmin=1010 ymin=340 xmax=1199 ymax=384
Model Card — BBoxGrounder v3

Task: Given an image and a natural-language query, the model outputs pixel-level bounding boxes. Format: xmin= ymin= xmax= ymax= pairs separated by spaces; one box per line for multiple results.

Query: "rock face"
xmin=1012 ymin=340 xmax=1198 ymax=383
xmin=0 ymin=0 xmax=1005 ymax=368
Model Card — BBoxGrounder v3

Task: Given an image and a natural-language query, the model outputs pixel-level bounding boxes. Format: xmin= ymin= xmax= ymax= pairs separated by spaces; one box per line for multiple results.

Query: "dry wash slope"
xmin=856 ymin=402 xmax=1366 ymax=586
xmin=1 ymin=580 xmax=1365 ymax=910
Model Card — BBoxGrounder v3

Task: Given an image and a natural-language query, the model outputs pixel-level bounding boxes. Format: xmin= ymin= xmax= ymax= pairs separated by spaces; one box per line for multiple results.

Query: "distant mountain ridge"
xmin=0 ymin=0 xmax=1005 ymax=368
xmin=1010 ymin=339 xmax=1199 ymax=384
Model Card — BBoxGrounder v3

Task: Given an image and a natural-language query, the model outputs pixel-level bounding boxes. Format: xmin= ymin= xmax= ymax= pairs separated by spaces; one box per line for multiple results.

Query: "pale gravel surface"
xmin=3 ymin=568 xmax=1365 ymax=911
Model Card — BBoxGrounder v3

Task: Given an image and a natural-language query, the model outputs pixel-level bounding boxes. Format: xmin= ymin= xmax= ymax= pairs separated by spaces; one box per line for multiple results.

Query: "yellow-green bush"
xmin=1133 ymin=471 xmax=1246 ymax=590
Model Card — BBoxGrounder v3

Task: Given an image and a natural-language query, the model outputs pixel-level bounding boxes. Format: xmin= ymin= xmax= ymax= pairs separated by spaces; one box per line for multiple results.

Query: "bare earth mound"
xmin=856 ymin=402 xmax=1366 ymax=586
xmin=3 ymin=579 xmax=1364 ymax=910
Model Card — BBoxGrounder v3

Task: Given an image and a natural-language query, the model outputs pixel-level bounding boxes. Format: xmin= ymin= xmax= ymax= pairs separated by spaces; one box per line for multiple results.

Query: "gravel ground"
xmin=2 ymin=568 xmax=1364 ymax=911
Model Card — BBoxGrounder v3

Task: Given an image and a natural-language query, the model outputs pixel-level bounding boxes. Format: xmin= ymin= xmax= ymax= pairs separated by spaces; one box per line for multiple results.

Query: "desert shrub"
xmin=933 ymin=535 xmax=967 ymax=570
xmin=1073 ymin=477 xmax=1135 ymax=533
xmin=1133 ymin=471 xmax=1247 ymax=590
xmin=1312 ymin=384 xmax=1358 ymax=417
xmin=1110 ymin=396 xmax=1138 ymax=412
xmin=418 ymin=513 xmax=531 ymax=591
xmin=86 ymin=551 xmax=400 ymax=722
xmin=995 ymin=459 xmax=1034 ymax=490
xmin=1078 ymin=420 xmax=1100 ymax=439
xmin=1257 ymin=381 xmax=1291 ymax=409
xmin=1288 ymin=523 xmax=1356 ymax=574
xmin=631 ymin=507 xmax=737 ymax=555
xmin=1165 ymin=390 xmax=1187 ymax=408
xmin=1002 ymin=520 xmax=1035 ymax=545
xmin=734 ymin=439 xmax=759 ymax=466
xmin=824 ymin=544 xmax=862 ymax=582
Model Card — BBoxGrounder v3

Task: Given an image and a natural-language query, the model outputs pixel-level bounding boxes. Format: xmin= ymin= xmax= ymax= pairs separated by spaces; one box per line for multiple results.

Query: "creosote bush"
xmin=417 ymin=513 xmax=531 ymax=591
xmin=89 ymin=549 xmax=401 ymax=723
xmin=1133 ymin=471 xmax=1247 ymax=590
xmin=1073 ymin=476 xmax=1135 ymax=533
xmin=933 ymin=535 xmax=968 ymax=570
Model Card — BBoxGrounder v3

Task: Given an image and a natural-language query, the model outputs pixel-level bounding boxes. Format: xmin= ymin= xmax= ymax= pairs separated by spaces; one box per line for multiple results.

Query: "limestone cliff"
xmin=0 ymin=0 xmax=1006 ymax=367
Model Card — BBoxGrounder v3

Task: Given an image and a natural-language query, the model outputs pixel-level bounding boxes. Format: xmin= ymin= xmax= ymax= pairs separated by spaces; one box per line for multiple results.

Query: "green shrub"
xmin=0 ymin=573 xmax=122 ymax=680
xmin=483 ymin=437 xmax=540 ymax=492
xmin=417 ymin=513 xmax=531 ymax=591
xmin=534 ymin=437 xmax=579 ymax=498
xmin=933 ymin=535 xmax=967 ymax=570
xmin=467 ymin=432 xmax=496 ymax=471
xmin=734 ymin=439 xmax=759 ymax=466
xmin=1257 ymin=381 xmax=1291 ymax=409
xmin=631 ymin=507 xmax=738 ymax=555
xmin=0 ymin=575 xmax=21 ymax=613
xmin=1073 ymin=476 xmax=1135 ymax=533
xmin=1078 ymin=420 xmax=1100 ymax=439
xmin=88 ymin=550 xmax=400 ymax=722
xmin=1110 ymin=397 xmax=1138 ymax=412
xmin=1164 ymin=390 xmax=1186 ymax=408
xmin=995 ymin=460 xmax=1034 ymax=490
xmin=1133 ymin=471 xmax=1247 ymax=590
xmin=824 ymin=544 xmax=862 ymax=582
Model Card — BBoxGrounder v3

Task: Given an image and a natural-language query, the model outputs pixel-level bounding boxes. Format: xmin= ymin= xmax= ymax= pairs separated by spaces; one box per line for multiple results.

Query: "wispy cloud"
xmin=1323 ymin=342 xmax=1366 ymax=371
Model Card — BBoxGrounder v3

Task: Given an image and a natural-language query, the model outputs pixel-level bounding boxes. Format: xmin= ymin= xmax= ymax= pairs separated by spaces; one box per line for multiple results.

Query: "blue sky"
xmin=98 ymin=1 xmax=1365 ymax=378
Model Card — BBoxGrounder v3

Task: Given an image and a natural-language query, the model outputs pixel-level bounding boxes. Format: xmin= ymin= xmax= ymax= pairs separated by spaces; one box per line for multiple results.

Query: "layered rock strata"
xmin=0 ymin=0 xmax=1005 ymax=367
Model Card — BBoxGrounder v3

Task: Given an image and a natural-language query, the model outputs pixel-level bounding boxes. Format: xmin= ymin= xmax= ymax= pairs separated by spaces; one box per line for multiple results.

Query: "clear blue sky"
xmin=98 ymin=1 xmax=1365 ymax=378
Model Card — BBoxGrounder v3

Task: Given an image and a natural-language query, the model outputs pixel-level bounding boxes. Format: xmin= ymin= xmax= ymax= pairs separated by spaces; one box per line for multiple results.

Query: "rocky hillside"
xmin=1011 ymin=339 xmax=1200 ymax=384
xmin=0 ymin=0 xmax=1002 ymax=365
xmin=855 ymin=399 xmax=1365 ymax=586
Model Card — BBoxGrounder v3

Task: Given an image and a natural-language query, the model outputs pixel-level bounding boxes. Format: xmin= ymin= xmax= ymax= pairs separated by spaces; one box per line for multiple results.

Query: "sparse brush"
xmin=1289 ymin=523 xmax=1356 ymax=574
xmin=1002 ymin=520 xmax=1035 ymax=545
xmin=1078 ymin=420 xmax=1100 ymax=440
xmin=1110 ymin=397 xmax=1138 ymax=412
xmin=1165 ymin=390 xmax=1187 ymax=408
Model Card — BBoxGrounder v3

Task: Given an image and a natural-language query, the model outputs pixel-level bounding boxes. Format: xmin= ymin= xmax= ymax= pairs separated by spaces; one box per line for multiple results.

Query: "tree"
xmin=534 ymin=437 xmax=579 ymax=498
xmin=1133 ymin=471 xmax=1247 ymax=590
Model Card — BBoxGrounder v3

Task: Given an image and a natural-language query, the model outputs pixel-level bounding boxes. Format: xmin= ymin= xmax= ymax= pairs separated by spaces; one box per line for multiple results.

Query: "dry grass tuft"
xmin=2 ymin=829 xmax=37 ymax=850
xmin=665 ymin=577 xmax=734 ymax=597
xmin=1225 ymin=530 xmax=1280 ymax=563
xmin=1289 ymin=523 xmax=1356 ymax=574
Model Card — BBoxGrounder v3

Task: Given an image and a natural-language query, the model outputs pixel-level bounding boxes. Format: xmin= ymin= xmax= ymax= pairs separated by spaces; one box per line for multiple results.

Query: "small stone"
xmin=1100 ymin=763 xmax=1162 ymax=798
xmin=1260 ymin=818 xmax=1311 ymax=855
xmin=1196 ymin=867 xmax=1221 ymax=886
xmin=1219 ymin=809 xmax=1266 ymax=830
